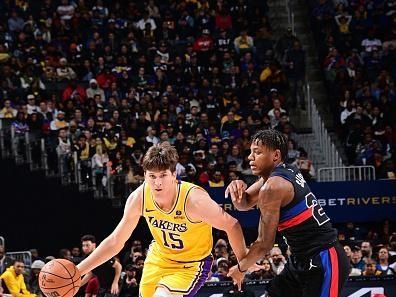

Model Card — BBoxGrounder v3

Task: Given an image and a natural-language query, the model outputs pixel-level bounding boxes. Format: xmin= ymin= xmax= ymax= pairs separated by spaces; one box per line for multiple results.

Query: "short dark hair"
xmin=59 ymin=248 xmax=70 ymax=258
xmin=251 ymin=129 xmax=288 ymax=161
xmin=81 ymin=234 xmax=96 ymax=243
xmin=142 ymin=142 xmax=178 ymax=172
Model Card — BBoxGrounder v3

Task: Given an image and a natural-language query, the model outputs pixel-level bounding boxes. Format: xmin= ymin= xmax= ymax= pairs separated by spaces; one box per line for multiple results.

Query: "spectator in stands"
xmin=269 ymin=247 xmax=286 ymax=275
xmin=343 ymin=245 xmax=352 ymax=261
xmin=361 ymin=241 xmax=373 ymax=262
xmin=234 ymin=30 xmax=255 ymax=55
xmin=59 ymin=249 xmax=72 ymax=261
xmin=56 ymin=58 xmax=77 ymax=81
xmin=350 ymin=246 xmax=366 ymax=274
xmin=292 ymin=149 xmax=316 ymax=180
xmin=376 ymin=248 xmax=396 ymax=275
xmin=208 ymin=170 xmax=225 ymax=188
xmin=284 ymin=40 xmax=306 ymax=109
xmin=71 ymin=247 xmax=82 ymax=262
xmin=0 ymin=246 xmax=13 ymax=275
xmin=0 ymin=260 xmax=36 ymax=297
xmin=50 ymin=111 xmax=68 ymax=131
xmin=86 ymin=79 xmax=105 ymax=103
xmin=80 ymin=235 xmax=122 ymax=297
xmin=119 ymin=265 xmax=138 ymax=297
xmin=0 ymin=100 xmax=17 ymax=119
xmin=362 ymin=259 xmax=383 ymax=276
xmin=28 ymin=260 xmax=45 ymax=297
xmin=85 ymin=275 xmax=100 ymax=297
xmin=248 ymin=258 xmax=276 ymax=280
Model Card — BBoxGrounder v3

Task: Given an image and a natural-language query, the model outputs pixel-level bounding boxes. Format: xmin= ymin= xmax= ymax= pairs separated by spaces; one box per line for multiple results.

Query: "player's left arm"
xmin=237 ymin=176 xmax=293 ymax=271
xmin=186 ymin=188 xmax=247 ymax=261
xmin=110 ymin=259 xmax=122 ymax=294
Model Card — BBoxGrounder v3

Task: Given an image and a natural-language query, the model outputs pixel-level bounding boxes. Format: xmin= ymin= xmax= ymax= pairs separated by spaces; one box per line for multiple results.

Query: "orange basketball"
xmin=39 ymin=259 xmax=81 ymax=297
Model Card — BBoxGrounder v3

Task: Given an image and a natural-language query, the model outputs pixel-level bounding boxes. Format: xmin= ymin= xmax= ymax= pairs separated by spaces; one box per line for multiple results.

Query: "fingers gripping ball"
xmin=39 ymin=259 xmax=81 ymax=297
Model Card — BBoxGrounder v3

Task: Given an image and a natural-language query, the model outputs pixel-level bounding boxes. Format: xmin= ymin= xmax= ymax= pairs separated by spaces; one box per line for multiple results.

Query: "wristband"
xmin=237 ymin=263 xmax=247 ymax=273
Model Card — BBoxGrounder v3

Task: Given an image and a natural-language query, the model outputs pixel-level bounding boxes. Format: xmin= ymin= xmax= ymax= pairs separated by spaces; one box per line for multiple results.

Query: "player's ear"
xmin=274 ymin=149 xmax=281 ymax=162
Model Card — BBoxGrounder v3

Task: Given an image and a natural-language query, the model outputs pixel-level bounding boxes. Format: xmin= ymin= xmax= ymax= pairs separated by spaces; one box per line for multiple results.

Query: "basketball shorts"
xmin=139 ymin=253 xmax=213 ymax=297
xmin=267 ymin=242 xmax=350 ymax=297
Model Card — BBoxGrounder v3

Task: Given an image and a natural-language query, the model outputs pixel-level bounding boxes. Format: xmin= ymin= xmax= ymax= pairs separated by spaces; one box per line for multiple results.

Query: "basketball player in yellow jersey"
xmin=77 ymin=142 xmax=247 ymax=297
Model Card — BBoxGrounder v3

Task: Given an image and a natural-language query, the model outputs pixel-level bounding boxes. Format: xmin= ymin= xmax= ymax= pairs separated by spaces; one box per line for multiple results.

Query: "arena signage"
xmin=206 ymin=180 xmax=396 ymax=226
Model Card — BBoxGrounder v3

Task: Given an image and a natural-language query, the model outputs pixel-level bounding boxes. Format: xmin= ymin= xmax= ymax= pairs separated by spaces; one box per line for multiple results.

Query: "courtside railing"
xmin=318 ymin=166 xmax=376 ymax=182
xmin=6 ymin=251 xmax=32 ymax=269
xmin=305 ymin=83 xmax=344 ymax=168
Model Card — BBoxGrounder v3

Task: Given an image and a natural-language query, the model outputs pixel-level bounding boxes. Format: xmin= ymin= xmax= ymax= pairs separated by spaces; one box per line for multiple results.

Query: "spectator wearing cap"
xmin=193 ymin=28 xmax=214 ymax=63
xmin=50 ymin=111 xmax=68 ymax=131
xmin=56 ymin=58 xmax=77 ymax=81
xmin=26 ymin=95 xmax=39 ymax=115
xmin=86 ymin=79 xmax=105 ymax=103
xmin=28 ymin=260 xmax=45 ymax=296
xmin=351 ymin=246 xmax=366 ymax=273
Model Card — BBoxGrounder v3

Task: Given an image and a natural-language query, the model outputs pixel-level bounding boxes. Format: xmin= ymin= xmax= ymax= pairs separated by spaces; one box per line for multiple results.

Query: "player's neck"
xmin=152 ymin=183 xmax=179 ymax=211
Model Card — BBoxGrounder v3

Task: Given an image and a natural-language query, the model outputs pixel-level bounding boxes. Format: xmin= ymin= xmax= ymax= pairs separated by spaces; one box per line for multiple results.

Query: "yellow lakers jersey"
xmin=142 ymin=181 xmax=213 ymax=262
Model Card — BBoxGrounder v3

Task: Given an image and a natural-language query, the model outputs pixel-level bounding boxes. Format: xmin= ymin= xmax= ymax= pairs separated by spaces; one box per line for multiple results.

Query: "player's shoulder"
xmin=125 ymin=184 xmax=144 ymax=211
xmin=263 ymin=174 xmax=293 ymax=194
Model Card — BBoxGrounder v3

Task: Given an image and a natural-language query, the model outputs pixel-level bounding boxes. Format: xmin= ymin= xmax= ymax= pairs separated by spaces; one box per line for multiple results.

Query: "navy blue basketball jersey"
xmin=271 ymin=163 xmax=337 ymax=257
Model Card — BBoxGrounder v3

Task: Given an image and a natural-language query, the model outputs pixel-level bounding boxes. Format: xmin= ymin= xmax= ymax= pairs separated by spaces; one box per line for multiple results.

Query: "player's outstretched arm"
xmin=230 ymin=177 xmax=292 ymax=274
xmin=77 ymin=185 xmax=143 ymax=276
xmin=186 ymin=188 xmax=247 ymax=261
xmin=225 ymin=178 xmax=264 ymax=211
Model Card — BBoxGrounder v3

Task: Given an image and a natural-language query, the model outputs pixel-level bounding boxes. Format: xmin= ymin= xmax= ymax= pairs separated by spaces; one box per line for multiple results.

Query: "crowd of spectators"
xmin=0 ymin=220 xmax=395 ymax=297
xmin=0 ymin=0 xmax=318 ymax=194
xmin=307 ymin=0 xmax=396 ymax=178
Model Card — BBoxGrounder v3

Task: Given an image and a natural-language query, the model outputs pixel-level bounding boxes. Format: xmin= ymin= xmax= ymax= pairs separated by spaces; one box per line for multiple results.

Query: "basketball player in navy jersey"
xmin=226 ymin=129 xmax=350 ymax=297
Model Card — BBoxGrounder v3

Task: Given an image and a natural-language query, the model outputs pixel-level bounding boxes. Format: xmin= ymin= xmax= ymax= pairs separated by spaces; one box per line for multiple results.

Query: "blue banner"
xmin=206 ymin=180 xmax=396 ymax=227
xmin=196 ymin=276 xmax=396 ymax=297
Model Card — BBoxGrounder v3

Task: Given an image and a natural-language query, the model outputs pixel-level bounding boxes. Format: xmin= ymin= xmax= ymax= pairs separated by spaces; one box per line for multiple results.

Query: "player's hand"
xmin=225 ymin=180 xmax=247 ymax=203
xmin=227 ymin=265 xmax=245 ymax=291
xmin=247 ymin=263 xmax=263 ymax=273
xmin=111 ymin=282 xmax=119 ymax=295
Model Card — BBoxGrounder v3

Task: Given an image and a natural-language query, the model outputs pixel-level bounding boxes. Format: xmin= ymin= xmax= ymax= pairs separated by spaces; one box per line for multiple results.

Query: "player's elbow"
xmin=107 ymin=234 xmax=124 ymax=253
xmin=223 ymin=217 xmax=241 ymax=234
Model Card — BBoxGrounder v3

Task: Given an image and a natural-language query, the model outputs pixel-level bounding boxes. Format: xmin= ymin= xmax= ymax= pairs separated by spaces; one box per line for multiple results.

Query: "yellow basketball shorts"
xmin=139 ymin=254 xmax=213 ymax=297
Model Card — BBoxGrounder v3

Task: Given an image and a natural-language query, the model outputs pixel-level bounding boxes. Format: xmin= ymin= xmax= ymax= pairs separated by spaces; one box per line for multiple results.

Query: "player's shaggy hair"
xmin=142 ymin=142 xmax=179 ymax=173
xmin=251 ymin=129 xmax=288 ymax=161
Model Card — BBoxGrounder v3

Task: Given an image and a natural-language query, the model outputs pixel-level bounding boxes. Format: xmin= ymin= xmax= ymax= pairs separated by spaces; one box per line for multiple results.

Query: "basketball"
xmin=39 ymin=259 xmax=81 ymax=297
